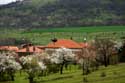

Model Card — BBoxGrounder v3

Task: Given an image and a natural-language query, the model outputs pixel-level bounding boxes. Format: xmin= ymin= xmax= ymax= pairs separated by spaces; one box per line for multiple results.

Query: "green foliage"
xmin=0 ymin=0 xmax=125 ymax=28
xmin=31 ymin=0 xmax=57 ymax=7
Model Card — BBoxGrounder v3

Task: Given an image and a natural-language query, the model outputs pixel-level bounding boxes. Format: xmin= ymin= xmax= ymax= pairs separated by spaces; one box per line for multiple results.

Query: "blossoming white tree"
xmin=50 ymin=47 xmax=75 ymax=74
xmin=0 ymin=52 xmax=22 ymax=81
xmin=75 ymin=47 xmax=97 ymax=75
xmin=19 ymin=53 xmax=48 ymax=83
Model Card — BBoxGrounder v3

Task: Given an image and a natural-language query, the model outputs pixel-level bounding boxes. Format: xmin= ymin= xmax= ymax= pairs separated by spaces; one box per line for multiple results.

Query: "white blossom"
xmin=0 ymin=52 xmax=22 ymax=72
xmin=38 ymin=62 xmax=46 ymax=70
xmin=19 ymin=54 xmax=47 ymax=71
xmin=50 ymin=47 xmax=75 ymax=64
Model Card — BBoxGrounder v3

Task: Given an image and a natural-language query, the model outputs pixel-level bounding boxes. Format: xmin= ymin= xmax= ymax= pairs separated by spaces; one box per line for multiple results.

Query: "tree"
xmin=93 ymin=38 xmax=116 ymax=67
xmin=0 ymin=52 xmax=22 ymax=81
xmin=50 ymin=47 xmax=75 ymax=74
xmin=76 ymin=47 xmax=97 ymax=75
xmin=19 ymin=54 xmax=47 ymax=83
xmin=118 ymin=41 xmax=125 ymax=62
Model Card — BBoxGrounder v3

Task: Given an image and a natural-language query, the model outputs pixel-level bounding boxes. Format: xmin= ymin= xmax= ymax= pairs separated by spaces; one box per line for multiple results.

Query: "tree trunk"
xmin=82 ymin=64 xmax=85 ymax=75
xmin=82 ymin=61 xmax=86 ymax=75
xmin=29 ymin=77 xmax=34 ymax=83
xmin=65 ymin=62 xmax=68 ymax=70
xmin=104 ymin=55 xmax=108 ymax=67
xmin=60 ymin=63 xmax=64 ymax=74
xmin=11 ymin=75 xmax=15 ymax=81
xmin=20 ymin=70 xmax=22 ymax=76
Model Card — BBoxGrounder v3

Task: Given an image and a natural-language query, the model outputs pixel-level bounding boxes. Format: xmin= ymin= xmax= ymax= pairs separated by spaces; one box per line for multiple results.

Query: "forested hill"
xmin=0 ymin=0 xmax=125 ymax=28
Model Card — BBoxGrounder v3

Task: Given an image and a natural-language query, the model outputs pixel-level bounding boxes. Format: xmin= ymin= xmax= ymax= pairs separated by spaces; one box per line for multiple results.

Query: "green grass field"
xmin=25 ymin=26 xmax=125 ymax=33
xmin=1 ymin=63 xmax=125 ymax=83
xmin=0 ymin=26 xmax=125 ymax=45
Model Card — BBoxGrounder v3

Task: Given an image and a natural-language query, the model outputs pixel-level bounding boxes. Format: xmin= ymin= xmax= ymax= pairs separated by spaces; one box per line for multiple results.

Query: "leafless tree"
xmin=76 ymin=46 xmax=97 ymax=75
xmin=93 ymin=38 xmax=117 ymax=67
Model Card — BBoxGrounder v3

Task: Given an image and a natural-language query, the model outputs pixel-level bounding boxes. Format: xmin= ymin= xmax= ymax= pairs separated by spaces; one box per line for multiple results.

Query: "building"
xmin=45 ymin=39 xmax=87 ymax=55
xmin=0 ymin=46 xmax=18 ymax=52
xmin=0 ymin=39 xmax=89 ymax=57
xmin=17 ymin=44 xmax=44 ymax=56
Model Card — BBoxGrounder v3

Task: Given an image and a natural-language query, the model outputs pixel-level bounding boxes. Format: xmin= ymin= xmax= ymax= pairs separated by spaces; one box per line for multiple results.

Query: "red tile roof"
xmin=36 ymin=46 xmax=46 ymax=49
xmin=0 ymin=46 xmax=18 ymax=51
xmin=46 ymin=39 xmax=83 ymax=49
xmin=79 ymin=42 xmax=89 ymax=48
xmin=17 ymin=46 xmax=43 ymax=53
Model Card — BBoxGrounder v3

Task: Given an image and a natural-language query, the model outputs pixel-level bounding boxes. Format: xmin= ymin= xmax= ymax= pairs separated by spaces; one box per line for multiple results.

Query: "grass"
xmin=1 ymin=63 xmax=125 ymax=83
xmin=0 ymin=26 xmax=125 ymax=45
xmin=25 ymin=26 xmax=125 ymax=33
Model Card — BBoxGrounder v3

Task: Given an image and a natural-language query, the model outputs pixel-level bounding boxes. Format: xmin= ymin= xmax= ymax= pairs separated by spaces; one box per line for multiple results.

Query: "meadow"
xmin=26 ymin=26 xmax=125 ymax=32
xmin=0 ymin=26 xmax=125 ymax=45
xmin=1 ymin=63 xmax=125 ymax=83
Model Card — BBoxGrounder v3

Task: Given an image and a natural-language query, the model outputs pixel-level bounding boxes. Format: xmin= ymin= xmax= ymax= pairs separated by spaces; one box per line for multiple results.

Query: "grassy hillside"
xmin=26 ymin=26 xmax=125 ymax=32
xmin=2 ymin=63 xmax=125 ymax=83
xmin=0 ymin=26 xmax=125 ymax=45
xmin=0 ymin=0 xmax=125 ymax=28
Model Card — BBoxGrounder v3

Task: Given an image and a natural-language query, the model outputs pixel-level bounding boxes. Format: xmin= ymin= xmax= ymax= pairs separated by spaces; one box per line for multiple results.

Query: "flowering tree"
xmin=0 ymin=52 xmax=22 ymax=81
xmin=20 ymin=53 xmax=48 ymax=83
xmin=76 ymin=47 xmax=97 ymax=75
xmin=116 ymin=41 xmax=125 ymax=62
xmin=50 ymin=47 xmax=75 ymax=74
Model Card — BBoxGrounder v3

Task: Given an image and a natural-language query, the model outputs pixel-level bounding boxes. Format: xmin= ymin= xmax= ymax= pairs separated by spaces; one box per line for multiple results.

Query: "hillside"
xmin=0 ymin=26 xmax=125 ymax=45
xmin=1 ymin=63 xmax=125 ymax=83
xmin=0 ymin=0 xmax=125 ymax=28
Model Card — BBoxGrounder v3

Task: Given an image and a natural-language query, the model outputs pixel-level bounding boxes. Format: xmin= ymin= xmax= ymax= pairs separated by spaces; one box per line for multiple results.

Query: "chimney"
xmin=70 ymin=37 xmax=73 ymax=40
xmin=51 ymin=38 xmax=57 ymax=43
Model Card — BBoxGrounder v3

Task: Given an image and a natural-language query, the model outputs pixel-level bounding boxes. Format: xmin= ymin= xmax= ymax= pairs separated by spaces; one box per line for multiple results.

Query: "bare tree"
xmin=76 ymin=47 xmax=97 ymax=75
xmin=93 ymin=38 xmax=116 ymax=67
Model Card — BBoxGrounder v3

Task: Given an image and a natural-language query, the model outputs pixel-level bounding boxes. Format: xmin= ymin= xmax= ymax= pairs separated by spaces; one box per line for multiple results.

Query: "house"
xmin=45 ymin=39 xmax=87 ymax=55
xmin=17 ymin=45 xmax=44 ymax=56
xmin=79 ymin=42 xmax=89 ymax=48
xmin=0 ymin=46 xmax=18 ymax=52
xmin=0 ymin=39 xmax=89 ymax=57
xmin=36 ymin=46 xmax=46 ymax=50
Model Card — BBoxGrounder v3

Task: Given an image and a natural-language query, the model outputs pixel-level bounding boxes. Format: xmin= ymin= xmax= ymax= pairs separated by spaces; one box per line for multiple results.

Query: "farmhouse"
xmin=0 ymin=39 xmax=89 ymax=57
xmin=0 ymin=46 xmax=18 ymax=52
xmin=17 ymin=44 xmax=44 ymax=56
xmin=36 ymin=46 xmax=46 ymax=50
xmin=45 ymin=39 xmax=88 ymax=55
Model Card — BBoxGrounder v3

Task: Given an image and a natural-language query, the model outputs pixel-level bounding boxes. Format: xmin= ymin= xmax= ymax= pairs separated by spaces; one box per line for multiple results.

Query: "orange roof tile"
xmin=47 ymin=39 xmax=83 ymax=49
xmin=36 ymin=46 xmax=46 ymax=49
xmin=17 ymin=46 xmax=43 ymax=53
xmin=79 ymin=42 xmax=89 ymax=48
xmin=0 ymin=46 xmax=18 ymax=51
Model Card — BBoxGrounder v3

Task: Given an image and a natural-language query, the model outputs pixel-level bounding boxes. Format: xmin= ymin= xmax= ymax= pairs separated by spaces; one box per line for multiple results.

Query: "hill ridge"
xmin=0 ymin=0 xmax=125 ymax=28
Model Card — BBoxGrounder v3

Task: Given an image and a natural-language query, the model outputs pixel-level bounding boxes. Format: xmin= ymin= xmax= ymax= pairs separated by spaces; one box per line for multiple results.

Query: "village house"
xmin=45 ymin=39 xmax=88 ymax=56
xmin=17 ymin=44 xmax=44 ymax=56
xmin=0 ymin=46 xmax=18 ymax=52
xmin=0 ymin=39 xmax=89 ymax=57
